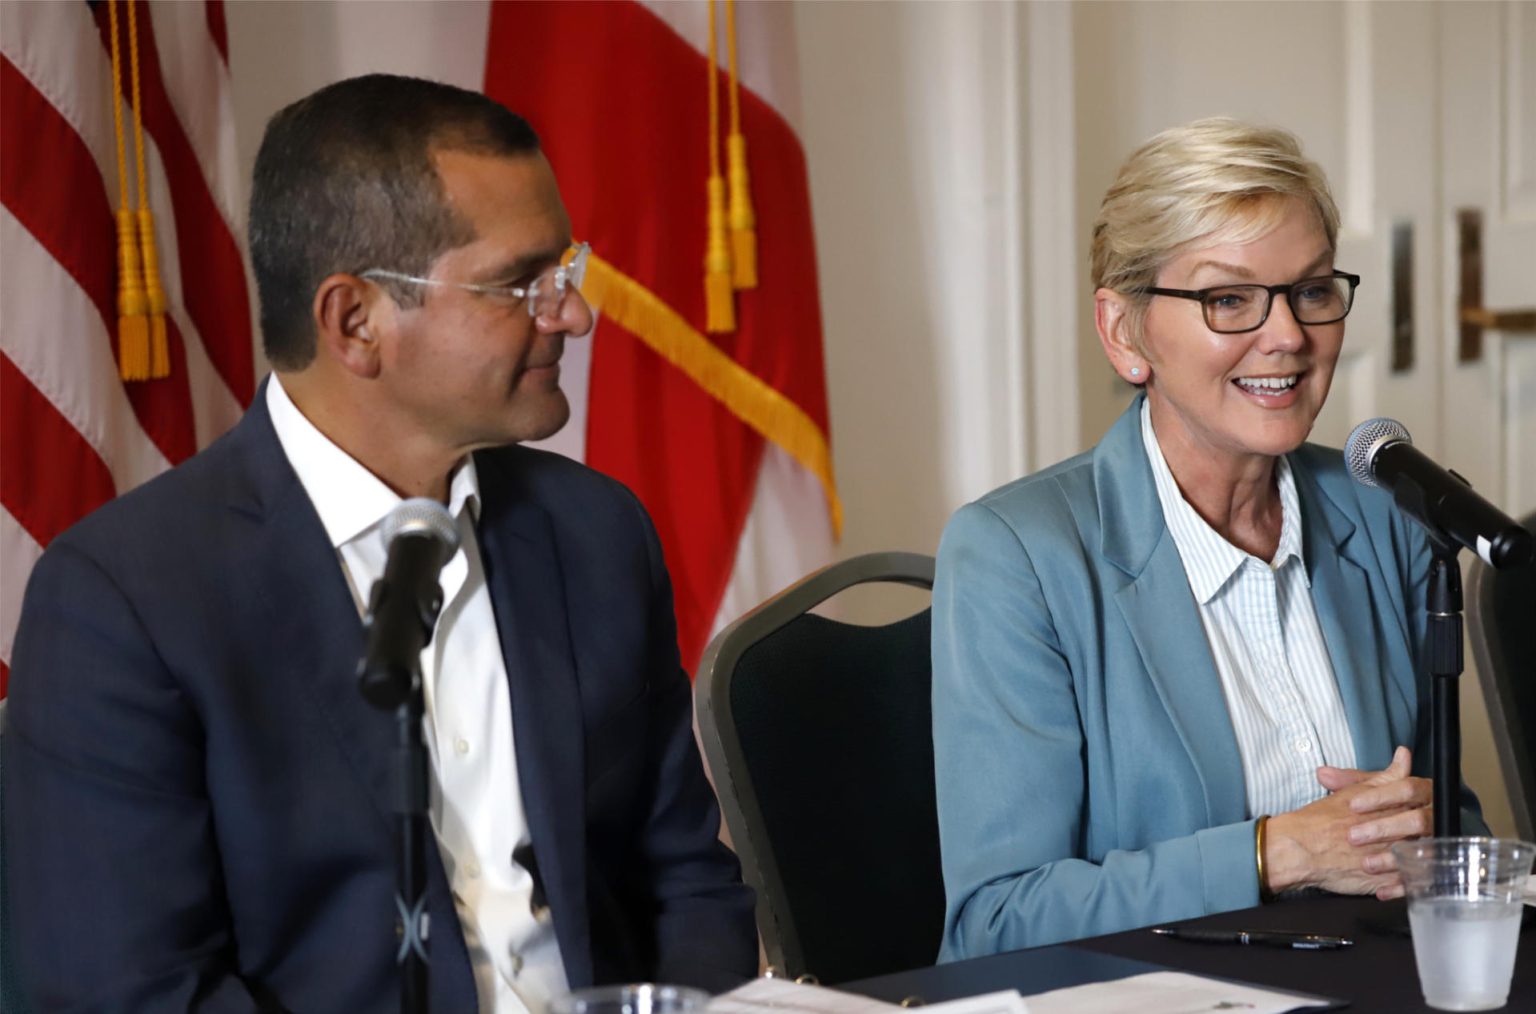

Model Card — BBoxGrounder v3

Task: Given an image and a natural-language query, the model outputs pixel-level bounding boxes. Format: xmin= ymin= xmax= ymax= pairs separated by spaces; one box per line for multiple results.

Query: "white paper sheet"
xmin=707 ymin=979 xmax=1030 ymax=1014
xmin=706 ymin=972 xmax=1334 ymax=1014
xmin=707 ymin=977 xmax=900 ymax=1014
xmin=1021 ymin=970 xmax=1333 ymax=1014
xmin=922 ymin=991 xmax=1032 ymax=1014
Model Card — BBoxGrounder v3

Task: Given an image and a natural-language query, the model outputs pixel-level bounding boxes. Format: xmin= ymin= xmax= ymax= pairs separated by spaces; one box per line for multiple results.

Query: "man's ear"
xmin=313 ymin=273 xmax=385 ymax=379
xmin=1094 ymin=287 xmax=1149 ymax=385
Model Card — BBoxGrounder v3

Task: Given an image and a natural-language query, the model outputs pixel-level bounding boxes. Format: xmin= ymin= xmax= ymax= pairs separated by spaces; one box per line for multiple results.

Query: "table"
xmin=844 ymin=895 xmax=1536 ymax=1012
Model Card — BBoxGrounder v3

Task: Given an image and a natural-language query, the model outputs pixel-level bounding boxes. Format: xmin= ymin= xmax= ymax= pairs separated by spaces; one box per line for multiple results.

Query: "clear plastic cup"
xmin=550 ymin=984 xmax=711 ymax=1014
xmin=1392 ymin=837 xmax=1536 ymax=1011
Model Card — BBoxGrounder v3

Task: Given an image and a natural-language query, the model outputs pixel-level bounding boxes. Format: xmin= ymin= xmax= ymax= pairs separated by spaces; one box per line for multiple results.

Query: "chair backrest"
xmin=696 ymin=552 xmax=941 ymax=985
xmin=1466 ymin=510 xmax=1536 ymax=842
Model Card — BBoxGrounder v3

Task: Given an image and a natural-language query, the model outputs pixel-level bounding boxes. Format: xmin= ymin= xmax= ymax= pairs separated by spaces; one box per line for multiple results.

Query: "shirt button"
xmin=454 ymin=737 xmax=470 ymax=756
xmin=1294 ymin=738 xmax=1312 ymax=754
xmin=464 ymin=861 xmax=481 ymax=879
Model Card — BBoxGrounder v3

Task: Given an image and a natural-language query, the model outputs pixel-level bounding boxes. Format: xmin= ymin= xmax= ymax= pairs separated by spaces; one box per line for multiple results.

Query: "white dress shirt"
xmin=266 ymin=376 xmax=567 ymax=1014
xmin=1140 ymin=400 xmax=1357 ymax=818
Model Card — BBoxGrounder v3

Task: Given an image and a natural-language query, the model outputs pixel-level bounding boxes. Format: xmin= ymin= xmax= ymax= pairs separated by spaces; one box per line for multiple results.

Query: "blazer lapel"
xmin=475 ymin=462 xmax=593 ymax=987
xmin=225 ymin=387 xmax=476 ymax=1009
xmin=1097 ymin=397 xmax=1248 ymax=825
xmin=225 ymin=391 xmax=394 ymax=824
xmin=1112 ymin=546 xmax=1250 ymax=825
xmin=1292 ymin=460 xmax=1400 ymax=767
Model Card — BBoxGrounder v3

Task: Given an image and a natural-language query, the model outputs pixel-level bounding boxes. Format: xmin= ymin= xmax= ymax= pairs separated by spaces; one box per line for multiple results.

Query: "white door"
xmin=1436 ymin=1 xmax=1536 ymax=518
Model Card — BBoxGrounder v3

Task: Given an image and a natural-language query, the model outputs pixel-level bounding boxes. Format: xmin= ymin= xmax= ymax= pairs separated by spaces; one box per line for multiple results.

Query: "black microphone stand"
xmin=359 ymin=576 xmax=445 ymax=1014
xmin=1425 ymin=538 xmax=1463 ymax=838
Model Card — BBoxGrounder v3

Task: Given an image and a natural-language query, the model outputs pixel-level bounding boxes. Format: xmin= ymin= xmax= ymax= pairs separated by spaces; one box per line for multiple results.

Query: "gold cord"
xmin=108 ymin=0 xmax=151 ymax=380
xmin=724 ymin=0 xmax=756 ymax=289
xmin=127 ymin=0 xmax=170 ymax=377
xmin=703 ymin=0 xmax=735 ymax=332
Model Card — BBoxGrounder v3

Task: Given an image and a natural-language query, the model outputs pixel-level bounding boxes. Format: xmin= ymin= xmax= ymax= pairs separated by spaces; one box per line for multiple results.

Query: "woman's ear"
xmin=1094 ymin=287 xmax=1149 ymax=385
xmin=313 ymin=273 xmax=383 ymax=379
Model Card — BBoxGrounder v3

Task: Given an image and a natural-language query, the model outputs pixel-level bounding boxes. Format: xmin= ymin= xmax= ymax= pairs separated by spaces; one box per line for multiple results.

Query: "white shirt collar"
xmin=1139 ymin=398 xmax=1307 ymax=604
xmin=265 ymin=374 xmax=480 ymax=550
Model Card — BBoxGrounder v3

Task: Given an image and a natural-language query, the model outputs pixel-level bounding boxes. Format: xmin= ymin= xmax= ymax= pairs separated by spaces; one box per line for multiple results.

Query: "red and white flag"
xmin=487 ymin=0 xmax=839 ymax=672
xmin=0 ymin=0 xmax=255 ymax=695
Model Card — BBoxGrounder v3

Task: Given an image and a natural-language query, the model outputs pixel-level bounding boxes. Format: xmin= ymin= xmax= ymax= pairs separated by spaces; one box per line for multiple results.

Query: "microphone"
xmin=357 ymin=498 xmax=461 ymax=709
xmin=1344 ymin=418 xmax=1534 ymax=569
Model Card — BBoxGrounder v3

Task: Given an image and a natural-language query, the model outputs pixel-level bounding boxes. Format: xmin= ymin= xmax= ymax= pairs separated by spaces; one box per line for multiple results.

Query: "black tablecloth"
xmin=845 ymin=894 xmax=1536 ymax=1012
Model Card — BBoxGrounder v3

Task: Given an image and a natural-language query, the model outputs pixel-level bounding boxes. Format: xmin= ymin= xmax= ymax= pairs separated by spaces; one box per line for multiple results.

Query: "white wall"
xmin=228 ymin=1 xmax=491 ymax=186
xmin=793 ymin=1 xmax=1030 ymax=563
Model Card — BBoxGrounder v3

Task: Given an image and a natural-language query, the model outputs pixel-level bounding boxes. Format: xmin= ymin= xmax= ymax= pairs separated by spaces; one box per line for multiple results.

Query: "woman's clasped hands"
xmin=1263 ymin=746 xmax=1433 ymax=901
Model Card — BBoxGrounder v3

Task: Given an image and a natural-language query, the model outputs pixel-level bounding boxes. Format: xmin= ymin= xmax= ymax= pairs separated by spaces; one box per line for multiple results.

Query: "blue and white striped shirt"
xmin=1141 ymin=401 xmax=1357 ymax=818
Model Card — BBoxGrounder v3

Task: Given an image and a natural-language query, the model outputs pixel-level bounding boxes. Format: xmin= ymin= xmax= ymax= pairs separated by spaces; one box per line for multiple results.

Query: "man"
xmin=3 ymin=74 xmax=757 ymax=1011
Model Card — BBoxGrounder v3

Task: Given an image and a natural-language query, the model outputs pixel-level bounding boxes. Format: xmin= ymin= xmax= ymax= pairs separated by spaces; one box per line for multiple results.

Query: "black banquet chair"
xmin=1467 ymin=509 xmax=1536 ymax=843
xmin=694 ymin=552 xmax=942 ymax=985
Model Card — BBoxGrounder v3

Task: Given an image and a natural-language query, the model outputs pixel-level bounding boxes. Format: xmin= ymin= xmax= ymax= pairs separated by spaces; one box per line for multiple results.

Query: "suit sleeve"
xmin=626 ymin=498 xmax=758 ymax=990
xmin=932 ymin=503 xmax=1257 ymax=959
xmin=2 ymin=540 xmax=264 ymax=1012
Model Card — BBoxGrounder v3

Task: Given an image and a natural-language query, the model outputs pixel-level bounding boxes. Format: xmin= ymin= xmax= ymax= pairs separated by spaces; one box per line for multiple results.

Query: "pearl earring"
xmin=1130 ymin=367 xmax=1141 ymax=377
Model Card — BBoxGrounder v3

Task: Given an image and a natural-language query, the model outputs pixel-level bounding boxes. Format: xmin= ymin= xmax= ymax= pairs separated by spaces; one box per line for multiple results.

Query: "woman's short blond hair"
xmin=1090 ymin=118 xmax=1340 ymax=343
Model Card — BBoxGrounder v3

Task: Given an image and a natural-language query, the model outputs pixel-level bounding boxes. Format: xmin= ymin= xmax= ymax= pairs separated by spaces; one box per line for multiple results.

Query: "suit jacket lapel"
xmin=1292 ymin=460 xmax=1399 ymax=767
xmin=475 ymin=459 xmax=593 ymax=987
xmin=225 ymin=385 xmax=476 ymax=1008
xmin=1097 ymin=397 xmax=1248 ymax=825
xmin=226 ymin=388 xmax=393 ymax=823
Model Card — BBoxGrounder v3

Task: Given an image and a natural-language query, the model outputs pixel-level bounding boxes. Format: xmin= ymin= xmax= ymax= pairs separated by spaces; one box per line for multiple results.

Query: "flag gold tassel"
xmin=705 ymin=176 xmax=735 ymax=333
xmin=138 ymin=208 xmax=170 ymax=377
xmin=108 ymin=0 xmax=151 ymax=380
xmin=727 ymin=135 xmax=756 ymax=290
xmin=115 ymin=209 xmax=152 ymax=381
xmin=724 ymin=0 xmax=757 ymax=289
xmin=704 ymin=0 xmax=735 ymax=332
xmin=126 ymin=0 xmax=170 ymax=378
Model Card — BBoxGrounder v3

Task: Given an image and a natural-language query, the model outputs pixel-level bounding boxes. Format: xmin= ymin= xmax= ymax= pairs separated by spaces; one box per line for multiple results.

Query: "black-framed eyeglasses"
xmin=1140 ymin=270 xmax=1361 ymax=334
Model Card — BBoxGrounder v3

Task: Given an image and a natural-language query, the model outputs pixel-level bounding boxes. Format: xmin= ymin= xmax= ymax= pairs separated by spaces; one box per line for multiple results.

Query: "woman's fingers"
xmin=1362 ymin=745 xmax=1413 ymax=786
xmin=1361 ymin=846 xmax=1398 ymax=875
xmin=1316 ymin=764 xmax=1367 ymax=792
xmin=1348 ymin=804 xmax=1433 ymax=846
xmin=1349 ymin=775 xmax=1432 ymax=814
xmin=1317 ymin=745 xmax=1414 ymax=794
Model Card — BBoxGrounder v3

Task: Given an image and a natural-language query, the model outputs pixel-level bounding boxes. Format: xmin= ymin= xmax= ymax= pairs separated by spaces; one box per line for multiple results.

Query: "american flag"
xmin=0 ymin=0 xmax=255 ymax=695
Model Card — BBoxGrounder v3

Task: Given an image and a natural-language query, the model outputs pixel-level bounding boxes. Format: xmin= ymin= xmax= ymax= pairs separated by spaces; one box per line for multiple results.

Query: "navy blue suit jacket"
xmin=2 ymin=387 xmax=756 ymax=1011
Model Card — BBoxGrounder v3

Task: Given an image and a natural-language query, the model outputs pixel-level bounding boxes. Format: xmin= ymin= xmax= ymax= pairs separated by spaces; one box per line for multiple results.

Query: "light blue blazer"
xmin=933 ymin=394 xmax=1482 ymax=960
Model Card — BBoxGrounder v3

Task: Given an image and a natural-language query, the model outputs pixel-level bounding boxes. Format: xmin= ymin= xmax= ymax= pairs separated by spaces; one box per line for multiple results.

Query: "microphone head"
xmin=382 ymin=497 xmax=460 ymax=555
xmin=1345 ymin=417 xmax=1411 ymax=488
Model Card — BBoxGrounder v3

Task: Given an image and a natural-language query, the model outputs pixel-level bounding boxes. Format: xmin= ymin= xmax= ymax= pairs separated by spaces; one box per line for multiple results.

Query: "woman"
xmin=932 ymin=118 xmax=1483 ymax=959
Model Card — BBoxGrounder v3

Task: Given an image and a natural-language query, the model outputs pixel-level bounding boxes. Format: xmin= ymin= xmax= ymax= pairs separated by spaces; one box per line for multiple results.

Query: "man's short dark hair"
xmin=249 ymin=74 xmax=541 ymax=370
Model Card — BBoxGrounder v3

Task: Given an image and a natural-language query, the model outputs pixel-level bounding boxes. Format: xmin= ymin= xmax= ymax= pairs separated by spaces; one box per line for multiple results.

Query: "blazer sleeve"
xmin=3 ymin=540 xmax=264 ymax=1012
xmin=932 ymin=502 xmax=1258 ymax=959
xmin=625 ymin=497 xmax=758 ymax=991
